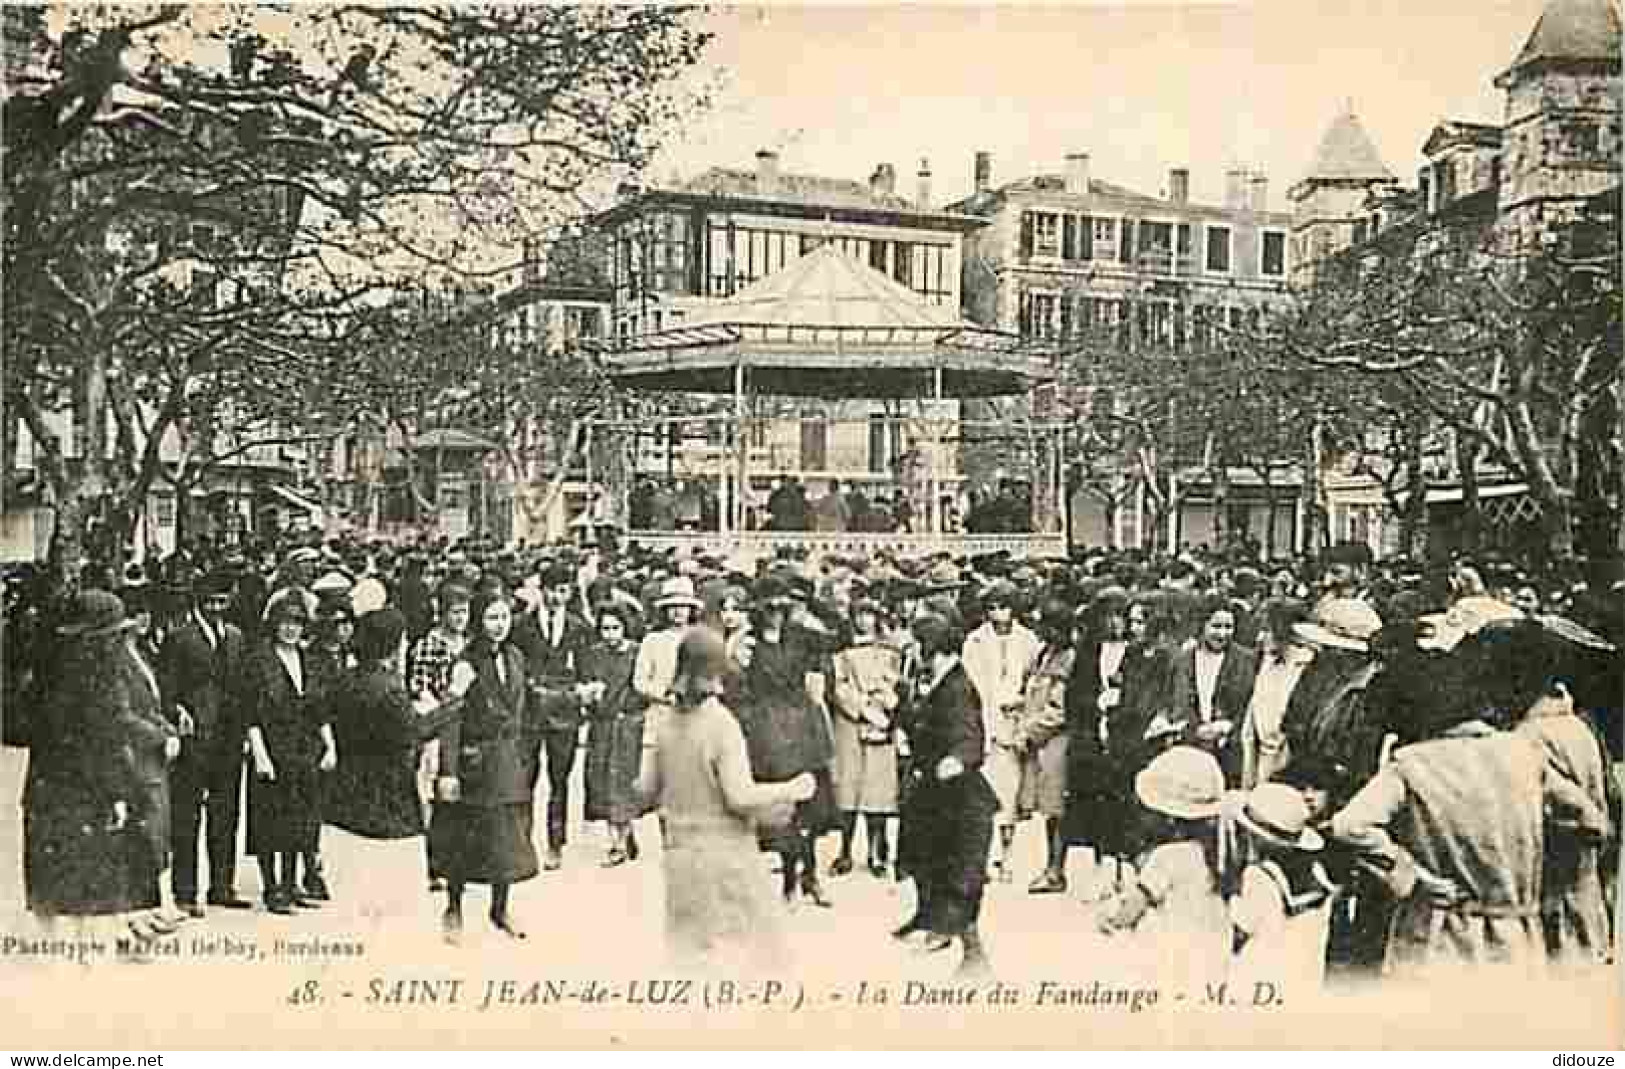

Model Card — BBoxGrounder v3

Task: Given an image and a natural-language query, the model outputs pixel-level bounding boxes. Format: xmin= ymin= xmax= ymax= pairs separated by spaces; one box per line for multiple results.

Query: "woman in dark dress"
xmin=244 ymin=596 xmax=337 ymax=916
xmin=580 ymin=601 xmax=645 ymax=866
xmin=118 ymin=587 xmax=185 ymax=941
xmin=326 ymin=609 xmax=461 ymax=924
xmin=23 ymin=591 xmax=146 ymax=947
xmin=301 ymin=599 xmax=356 ymax=903
xmin=737 ymin=578 xmax=837 ymax=908
xmin=1064 ymin=586 xmax=1131 ymax=899
xmin=429 ymin=588 xmax=538 ymax=944
xmin=892 ymin=608 xmax=999 ymax=977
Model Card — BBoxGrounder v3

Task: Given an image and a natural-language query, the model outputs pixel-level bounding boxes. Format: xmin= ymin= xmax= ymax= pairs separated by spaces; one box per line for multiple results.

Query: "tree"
xmin=4 ymin=4 xmax=712 ymax=579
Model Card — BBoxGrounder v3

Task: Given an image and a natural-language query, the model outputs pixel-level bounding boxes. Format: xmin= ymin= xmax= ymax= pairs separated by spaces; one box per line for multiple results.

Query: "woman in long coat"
xmin=737 ymin=580 xmax=837 ymax=907
xmin=408 ymin=581 xmax=472 ymax=891
xmin=23 ymin=591 xmax=146 ymax=937
xmin=830 ymin=597 xmax=903 ymax=878
xmin=580 ymin=600 xmax=646 ymax=866
xmin=429 ymin=588 xmax=538 ymax=943
xmin=244 ymin=596 xmax=336 ymax=915
xmin=637 ymin=628 xmax=814 ymax=974
xmin=326 ymin=609 xmax=461 ymax=925
xmin=892 ymin=609 xmax=999 ymax=976
xmin=1018 ymin=596 xmax=1075 ymax=894
xmin=118 ymin=592 xmax=184 ymax=940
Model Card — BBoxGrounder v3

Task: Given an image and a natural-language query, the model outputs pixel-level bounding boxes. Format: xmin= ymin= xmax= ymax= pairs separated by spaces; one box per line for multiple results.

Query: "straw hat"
xmin=1293 ymin=597 xmax=1383 ymax=652
xmin=1134 ymin=746 xmax=1225 ymax=820
xmin=1416 ymin=595 xmax=1523 ymax=652
xmin=654 ymin=575 xmax=703 ymax=612
xmin=1234 ymin=782 xmax=1324 ymax=853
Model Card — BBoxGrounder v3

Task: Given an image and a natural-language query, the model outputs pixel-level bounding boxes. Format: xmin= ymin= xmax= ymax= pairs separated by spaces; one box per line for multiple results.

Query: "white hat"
xmin=1235 ymin=782 xmax=1324 ymax=853
xmin=1293 ymin=597 xmax=1383 ymax=652
xmin=654 ymin=575 xmax=703 ymax=612
xmin=1417 ymin=595 xmax=1523 ymax=652
xmin=1135 ymin=746 xmax=1225 ymax=820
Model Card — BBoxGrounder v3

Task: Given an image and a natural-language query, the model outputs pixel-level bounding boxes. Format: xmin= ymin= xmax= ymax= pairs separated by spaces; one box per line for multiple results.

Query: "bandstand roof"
xmin=602 ymin=245 xmax=1056 ymax=398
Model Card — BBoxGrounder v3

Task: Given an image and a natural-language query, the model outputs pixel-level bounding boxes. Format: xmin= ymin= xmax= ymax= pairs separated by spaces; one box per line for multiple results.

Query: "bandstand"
xmin=588 ymin=244 xmax=1066 ymax=563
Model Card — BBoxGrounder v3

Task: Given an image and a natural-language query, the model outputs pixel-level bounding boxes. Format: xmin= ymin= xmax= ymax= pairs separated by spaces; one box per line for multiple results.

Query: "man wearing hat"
xmin=159 ymin=570 xmax=252 ymax=914
xmin=512 ymin=561 xmax=595 ymax=870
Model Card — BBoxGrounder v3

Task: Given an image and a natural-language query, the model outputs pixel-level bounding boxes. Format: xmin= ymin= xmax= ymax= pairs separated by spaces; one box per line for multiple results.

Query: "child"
xmin=1096 ymin=746 xmax=1230 ymax=987
xmin=1228 ymin=782 xmax=1341 ymax=993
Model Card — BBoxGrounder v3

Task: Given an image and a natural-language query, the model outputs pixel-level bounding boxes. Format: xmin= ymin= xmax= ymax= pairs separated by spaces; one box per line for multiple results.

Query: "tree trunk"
xmin=1454 ymin=431 xmax=1482 ymax=557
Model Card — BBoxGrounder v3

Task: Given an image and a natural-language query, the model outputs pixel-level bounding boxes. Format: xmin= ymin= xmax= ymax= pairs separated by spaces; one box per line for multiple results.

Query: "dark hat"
xmin=353 ymin=608 xmax=407 ymax=662
xmin=751 ymin=574 xmax=794 ymax=605
xmin=910 ymin=610 xmax=963 ymax=656
xmin=57 ymin=590 xmax=137 ymax=638
xmin=540 ymin=562 xmax=576 ymax=589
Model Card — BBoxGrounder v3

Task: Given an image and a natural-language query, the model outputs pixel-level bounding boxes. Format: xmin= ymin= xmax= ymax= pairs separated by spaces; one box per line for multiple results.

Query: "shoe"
xmin=301 ymin=873 xmax=331 ymax=902
xmin=801 ymin=880 xmax=834 ymax=909
xmin=180 ymin=902 xmax=205 ymax=920
xmin=491 ymin=912 xmax=527 ymax=940
xmin=206 ymin=892 xmax=254 ymax=910
xmin=145 ymin=913 xmax=181 ymax=935
xmin=126 ymin=918 xmax=161 ymax=943
xmin=917 ymin=933 xmax=955 ymax=954
xmin=601 ymin=849 xmax=629 ymax=868
xmin=868 ymin=859 xmax=889 ymax=879
xmin=626 ymin=834 xmax=640 ymax=861
xmin=265 ymin=897 xmax=295 ymax=916
xmin=543 ymin=848 xmax=562 ymax=871
xmin=890 ymin=918 xmax=925 ymax=941
xmin=830 ymin=855 xmax=854 ymax=877
xmin=957 ymin=952 xmax=993 ymax=979
xmin=1028 ymin=870 xmax=1068 ymax=894
xmin=428 ymin=877 xmax=447 ymax=893
xmin=442 ymin=910 xmax=463 ymax=947
xmin=293 ymin=895 xmax=324 ymax=910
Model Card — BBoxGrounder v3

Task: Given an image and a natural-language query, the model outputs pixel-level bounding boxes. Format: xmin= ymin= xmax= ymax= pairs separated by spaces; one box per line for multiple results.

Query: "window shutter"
xmin=1119 ymin=219 xmax=1135 ymax=265
xmin=1080 ymin=215 xmax=1094 ymax=260
xmin=1018 ymin=292 xmax=1033 ymax=337
xmin=1059 ymin=296 xmax=1074 ymax=339
xmin=1062 ymin=215 xmax=1078 ymax=261
xmin=1019 ymin=212 xmax=1035 ymax=259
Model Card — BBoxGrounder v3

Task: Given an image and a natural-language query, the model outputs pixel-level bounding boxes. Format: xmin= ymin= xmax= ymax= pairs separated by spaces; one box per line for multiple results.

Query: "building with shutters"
xmin=950 ymin=152 xmax=1300 ymax=551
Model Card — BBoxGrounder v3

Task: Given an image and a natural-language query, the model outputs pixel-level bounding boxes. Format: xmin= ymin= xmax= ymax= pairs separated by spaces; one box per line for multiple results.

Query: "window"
xmin=1261 ymin=231 xmax=1286 ymax=277
xmin=1562 ymin=121 xmax=1600 ymax=158
xmin=1205 ymin=225 xmax=1232 ymax=273
xmin=1119 ymin=219 xmax=1135 ymax=264
xmin=1138 ymin=221 xmax=1173 ymax=271
xmin=1019 ymin=292 xmax=1058 ymax=340
xmin=892 ymin=242 xmax=912 ymax=286
xmin=1091 ymin=217 xmax=1117 ymax=260
xmin=1031 ymin=212 xmax=1060 ymax=258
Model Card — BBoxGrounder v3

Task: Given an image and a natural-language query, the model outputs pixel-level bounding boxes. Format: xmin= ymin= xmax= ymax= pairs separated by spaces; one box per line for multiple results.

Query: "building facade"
xmin=952 ymin=151 xmax=1298 ymax=551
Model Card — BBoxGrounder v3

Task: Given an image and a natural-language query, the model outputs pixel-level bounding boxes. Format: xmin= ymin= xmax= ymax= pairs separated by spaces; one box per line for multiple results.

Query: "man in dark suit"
xmin=1157 ymin=596 xmax=1258 ymax=786
xmin=158 ymin=570 xmax=252 ymax=915
xmin=511 ymin=562 xmax=595 ymax=870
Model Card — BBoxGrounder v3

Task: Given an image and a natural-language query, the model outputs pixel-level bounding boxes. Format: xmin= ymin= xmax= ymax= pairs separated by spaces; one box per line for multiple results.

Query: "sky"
xmin=649 ymin=0 xmax=1561 ymax=211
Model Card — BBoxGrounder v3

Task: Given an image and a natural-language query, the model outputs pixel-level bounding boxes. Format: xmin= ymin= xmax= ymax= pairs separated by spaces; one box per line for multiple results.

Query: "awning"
xmin=1425 ymin=482 xmax=1529 ymax=504
xmin=263 ymin=484 xmax=324 ymax=516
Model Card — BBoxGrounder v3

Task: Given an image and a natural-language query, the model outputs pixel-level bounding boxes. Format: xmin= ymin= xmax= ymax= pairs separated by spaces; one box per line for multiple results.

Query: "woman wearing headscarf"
xmin=244 ymin=596 xmax=336 ymax=916
xmin=737 ymin=575 xmax=838 ymax=908
xmin=428 ymin=587 xmax=537 ymax=943
xmin=326 ymin=608 xmax=461 ymax=925
xmin=637 ymin=628 xmax=814 ymax=974
xmin=892 ymin=608 xmax=999 ymax=977
xmin=23 ymin=591 xmax=150 ymax=956
xmin=581 ymin=600 xmax=646 ymax=867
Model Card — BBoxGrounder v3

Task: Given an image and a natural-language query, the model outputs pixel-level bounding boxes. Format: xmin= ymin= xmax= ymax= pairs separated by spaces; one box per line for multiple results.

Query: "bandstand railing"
xmin=624 ymin=530 xmax=1067 ymax=562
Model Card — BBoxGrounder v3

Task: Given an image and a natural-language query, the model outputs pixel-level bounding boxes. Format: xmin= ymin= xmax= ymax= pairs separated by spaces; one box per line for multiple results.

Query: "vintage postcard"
xmin=1 ymin=0 xmax=1620 ymax=1051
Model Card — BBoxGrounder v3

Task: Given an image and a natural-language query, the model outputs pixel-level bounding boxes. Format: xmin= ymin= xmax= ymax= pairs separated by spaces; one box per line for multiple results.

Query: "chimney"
xmin=1248 ymin=174 xmax=1269 ymax=214
xmin=1064 ymin=152 xmax=1090 ymax=196
xmin=1224 ymin=168 xmax=1250 ymax=209
xmin=755 ymin=149 xmax=780 ymax=196
xmin=973 ymin=150 xmax=992 ymax=194
xmin=1168 ymin=167 xmax=1190 ymax=205
xmin=869 ymin=162 xmax=896 ymax=199
xmin=916 ymin=158 xmax=933 ymax=209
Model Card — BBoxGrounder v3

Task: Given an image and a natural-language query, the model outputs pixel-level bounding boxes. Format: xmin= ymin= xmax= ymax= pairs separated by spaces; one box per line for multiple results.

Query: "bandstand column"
xmin=733 ymin=362 xmax=749 ymax=537
xmin=931 ymin=365 xmax=945 ymax=536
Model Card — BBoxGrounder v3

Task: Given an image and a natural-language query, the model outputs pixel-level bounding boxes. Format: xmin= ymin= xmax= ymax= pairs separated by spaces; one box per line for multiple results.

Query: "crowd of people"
xmin=4 ymin=531 xmax=1619 ymax=988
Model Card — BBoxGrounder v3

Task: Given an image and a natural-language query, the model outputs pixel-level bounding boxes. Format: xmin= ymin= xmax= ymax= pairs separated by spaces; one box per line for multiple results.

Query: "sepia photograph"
xmin=0 ymin=0 xmax=1620 ymax=1051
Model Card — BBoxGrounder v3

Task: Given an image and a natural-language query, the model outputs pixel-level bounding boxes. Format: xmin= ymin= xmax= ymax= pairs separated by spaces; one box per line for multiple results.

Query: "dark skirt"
xmin=247 ymin=767 xmax=324 ymax=856
xmin=758 ymin=768 xmax=837 ymax=854
xmin=898 ymin=775 xmax=995 ymax=926
xmin=584 ymin=714 xmax=645 ymax=824
xmin=23 ymin=807 xmax=148 ymax=918
xmin=428 ymin=802 xmax=539 ymax=885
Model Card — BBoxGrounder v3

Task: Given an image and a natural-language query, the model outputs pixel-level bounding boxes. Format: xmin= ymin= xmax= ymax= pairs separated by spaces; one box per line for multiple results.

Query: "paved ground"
xmin=0 ymin=745 xmax=1615 ymax=1048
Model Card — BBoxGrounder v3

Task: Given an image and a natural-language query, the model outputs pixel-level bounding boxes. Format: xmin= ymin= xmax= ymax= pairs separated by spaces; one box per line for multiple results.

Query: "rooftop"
xmin=1497 ymin=0 xmax=1622 ymax=84
xmin=679 ymin=166 xmax=918 ymax=214
xmin=1302 ymin=109 xmax=1396 ymax=183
